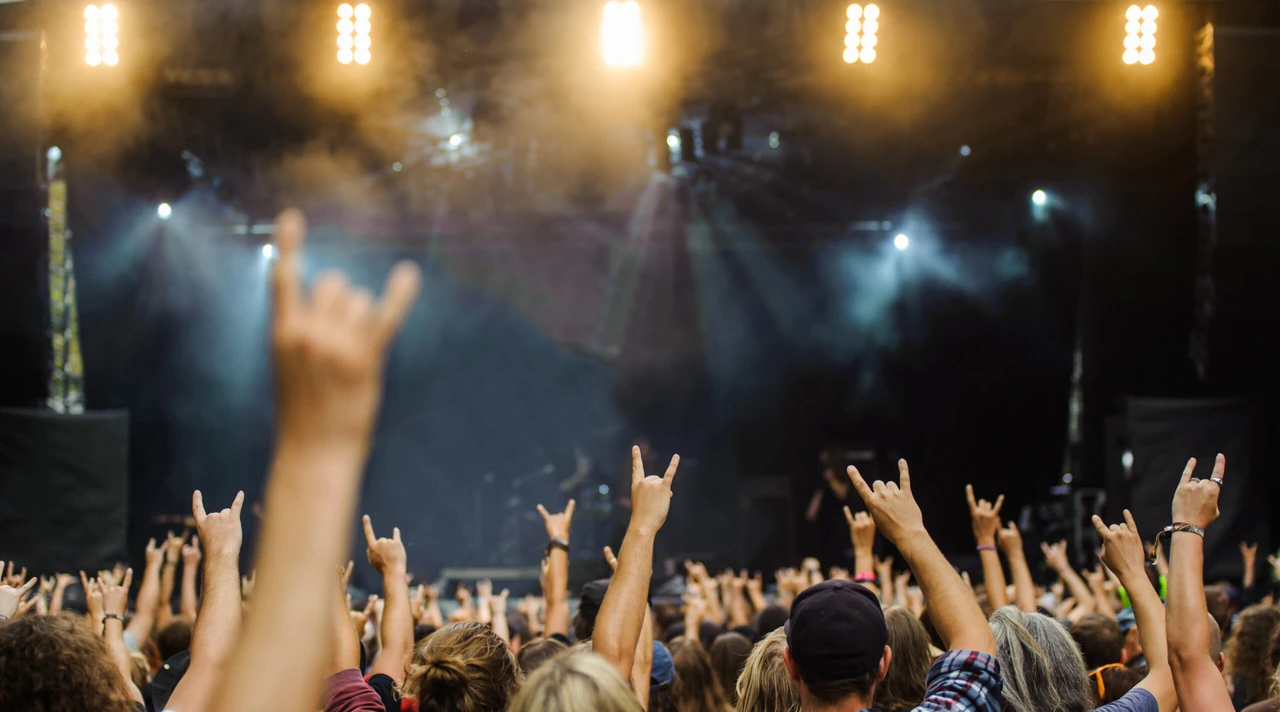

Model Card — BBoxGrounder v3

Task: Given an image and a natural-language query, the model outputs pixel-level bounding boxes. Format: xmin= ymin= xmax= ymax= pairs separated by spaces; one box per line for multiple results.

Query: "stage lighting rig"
xmin=1123 ymin=5 xmax=1157 ymax=66
xmin=602 ymin=1 xmax=644 ymax=68
xmin=338 ymin=3 xmax=371 ymax=65
xmin=84 ymin=4 xmax=119 ymax=67
xmin=843 ymin=4 xmax=878 ymax=64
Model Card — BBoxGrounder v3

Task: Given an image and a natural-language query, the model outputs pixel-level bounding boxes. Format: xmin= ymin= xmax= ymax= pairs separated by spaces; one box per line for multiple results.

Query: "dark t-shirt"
xmin=368 ymin=673 xmax=399 ymax=712
xmin=1096 ymin=688 xmax=1158 ymax=712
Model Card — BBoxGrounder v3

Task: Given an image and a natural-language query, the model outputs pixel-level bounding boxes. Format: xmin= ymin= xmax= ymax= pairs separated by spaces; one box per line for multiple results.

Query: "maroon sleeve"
xmin=323 ymin=669 xmax=387 ymax=712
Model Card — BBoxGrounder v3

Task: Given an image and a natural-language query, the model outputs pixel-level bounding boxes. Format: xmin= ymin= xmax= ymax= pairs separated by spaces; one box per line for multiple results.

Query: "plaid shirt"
xmin=913 ymin=649 xmax=1003 ymax=712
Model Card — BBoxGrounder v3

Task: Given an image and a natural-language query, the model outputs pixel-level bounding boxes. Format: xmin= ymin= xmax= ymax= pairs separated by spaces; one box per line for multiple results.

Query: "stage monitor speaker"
xmin=0 ymin=408 xmax=130 ymax=574
xmin=1125 ymin=398 xmax=1267 ymax=581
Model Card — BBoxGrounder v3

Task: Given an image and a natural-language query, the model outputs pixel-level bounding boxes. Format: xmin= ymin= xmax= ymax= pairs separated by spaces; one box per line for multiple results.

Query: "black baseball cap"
xmin=785 ymin=580 xmax=888 ymax=680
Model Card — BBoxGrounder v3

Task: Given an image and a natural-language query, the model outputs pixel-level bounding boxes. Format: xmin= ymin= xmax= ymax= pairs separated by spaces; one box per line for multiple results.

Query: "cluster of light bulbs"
xmin=84 ymin=4 xmax=119 ymax=67
xmin=1124 ymin=5 xmax=1158 ymax=65
xmin=338 ymin=3 xmax=371 ymax=65
xmin=843 ymin=4 xmax=879 ymax=64
xmin=602 ymin=1 xmax=644 ymax=68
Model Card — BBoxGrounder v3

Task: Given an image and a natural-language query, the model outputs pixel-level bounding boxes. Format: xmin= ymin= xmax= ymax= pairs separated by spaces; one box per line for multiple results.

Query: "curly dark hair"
xmin=0 ymin=613 xmax=136 ymax=712
xmin=1225 ymin=604 xmax=1280 ymax=708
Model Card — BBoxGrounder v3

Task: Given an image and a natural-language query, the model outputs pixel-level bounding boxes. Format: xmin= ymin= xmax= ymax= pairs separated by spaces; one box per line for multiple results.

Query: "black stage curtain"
xmin=0 ymin=408 xmax=130 ymax=574
xmin=1126 ymin=398 xmax=1267 ymax=582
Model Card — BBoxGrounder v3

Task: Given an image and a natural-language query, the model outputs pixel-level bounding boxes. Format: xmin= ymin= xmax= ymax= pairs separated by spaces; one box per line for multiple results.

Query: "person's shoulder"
xmin=1095 ymin=687 xmax=1158 ymax=712
xmin=927 ymin=649 xmax=1000 ymax=679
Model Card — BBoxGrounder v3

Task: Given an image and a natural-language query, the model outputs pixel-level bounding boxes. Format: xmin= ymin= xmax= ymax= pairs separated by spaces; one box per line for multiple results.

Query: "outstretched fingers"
xmin=847 ymin=465 xmax=873 ymax=501
xmin=897 ymin=459 xmax=911 ymax=493
xmin=1122 ymin=509 xmax=1138 ymax=533
xmin=663 ymin=455 xmax=680 ymax=487
xmin=362 ymin=515 xmax=378 ymax=548
xmin=1179 ymin=457 xmax=1198 ymax=485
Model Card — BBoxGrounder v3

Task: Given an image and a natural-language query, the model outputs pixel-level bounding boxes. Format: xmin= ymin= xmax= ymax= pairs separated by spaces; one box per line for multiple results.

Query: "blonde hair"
xmin=508 ymin=649 xmax=643 ymax=712
xmin=735 ymin=628 xmax=800 ymax=712
xmin=403 ymin=621 xmax=522 ymax=712
xmin=874 ymin=607 xmax=933 ymax=712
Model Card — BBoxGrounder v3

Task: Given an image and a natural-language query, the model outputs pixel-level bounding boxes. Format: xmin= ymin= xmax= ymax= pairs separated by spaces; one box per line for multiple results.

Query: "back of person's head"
xmin=670 ymin=638 xmax=734 ymax=712
xmin=1089 ymin=664 xmax=1141 ymax=705
xmin=754 ymin=605 xmax=788 ymax=640
xmin=516 ymin=638 xmax=567 ymax=676
xmin=404 ymin=621 xmax=522 ymax=712
xmin=508 ymin=649 xmax=643 ymax=712
xmin=874 ymin=607 xmax=932 ymax=712
xmin=155 ymin=618 xmax=193 ymax=663
xmin=1021 ymin=610 xmax=1093 ymax=712
xmin=735 ymin=628 xmax=799 ymax=712
xmin=1071 ymin=614 xmax=1124 ymax=670
xmin=709 ymin=633 xmax=753 ymax=706
xmin=0 ymin=613 xmax=137 ymax=712
xmin=783 ymin=580 xmax=888 ymax=707
xmin=573 ymin=579 xmax=610 ymax=642
xmin=1204 ymin=586 xmax=1231 ymax=634
xmin=1268 ymin=624 xmax=1280 ymax=701
xmin=989 ymin=606 xmax=1065 ymax=712
xmin=654 ymin=602 xmax=683 ymax=636
xmin=1225 ymin=604 xmax=1280 ymax=706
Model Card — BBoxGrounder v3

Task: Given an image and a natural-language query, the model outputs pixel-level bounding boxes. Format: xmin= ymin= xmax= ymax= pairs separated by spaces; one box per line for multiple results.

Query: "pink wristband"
xmin=853 ymin=571 xmax=876 ymax=583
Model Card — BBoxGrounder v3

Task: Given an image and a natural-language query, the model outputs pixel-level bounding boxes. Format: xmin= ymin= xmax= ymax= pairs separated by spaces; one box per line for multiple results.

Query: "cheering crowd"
xmin=1 ymin=209 xmax=1278 ymax=712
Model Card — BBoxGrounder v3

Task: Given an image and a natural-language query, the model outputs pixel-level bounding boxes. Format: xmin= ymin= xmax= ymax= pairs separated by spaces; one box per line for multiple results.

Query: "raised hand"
xmin=1171 ymin=454 xmax=1224 ymax=530
xmin=998 ymin=521 xmax=1024 ymax=553
xmin=193 ymin=491 xmax=245 ymax=559
xmin=536 ymin=500 xmax=576 ymax=541
xmin=183 ymin=536 xmax=203 ymax=568
xmin=0 ymin=577 xmax=36 ymax=619
xmin=1091 ymin=511 xmax=1144 ymax=582
xmin=409 ymin=584 xmax=427 ymax=622
xmin=144 ymin=538 xmax=164 ymax=568
xmin=4 ymin=562 xmax=27 ymax=588
xmin=843 ymin=508 xmax=877 ymax=551
xmin=846 ymin=459 xmax=924 ymax=544
xmin=746 ymin=571 xmax=763 ymax=598
xmin=271 ymin=209 xmax=421 ymax=446
xmin=1040 ymin=540 xmax=1070 ymax=572
xmin=965 ymin=485 xmax=1005 ymax=546
xmin=80 ymin=571 xmax=104 ymax=621
xmin=166 ymin=531 xmax=189 ymax=564
xmin=99 ymin=569 xmax=133 ymax=617
xmin=362 ymin=515 xmax=407 ymax=575
xmin=630 ymin=445 xmax=680 ymax=536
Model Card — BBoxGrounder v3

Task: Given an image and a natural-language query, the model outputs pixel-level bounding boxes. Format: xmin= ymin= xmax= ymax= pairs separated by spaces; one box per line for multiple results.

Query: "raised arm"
xmin=997 ymin=522 xmax=1037 ymax=613
xmin=166 ymin=491 xmax=246 ymax=712
xmin=365 ymin=515 xmax=414 ymax=683
xmin=594 ymin=446 xmax=680 ymax=684
xmin=99 ymin=569 xmax=144 ymax=704
xmin=48 ymin=573 xmax=75 ymax=616
xmin=208 ymin=209 xmax=419 ymax=712
xmin=1240 ymin=542 xmax=1258 ymax=591
xmin=848 ymin=461 xmax=995 ymax=655
xmin=843 ymin=507 xmax=877 ymax=586
xmin=125 ymin=540 xmax=164 ymax=642
xmin=1041 ymin=540 xmax=1095 ymax=616
xmin=1166 ymin=454 xmax=1233 ymax=711
xmin=536 ymin=499 xmax=575 ymax=640
xmin=181 ymin=535 xmax=203 ymax=621
xmin=1094 ymin=510 xmax=1175 ymax=712
xmin=966 ymin=485 xmax=1008 ymax=611
xmin=158 ymin=531 xmax=187 ymax=628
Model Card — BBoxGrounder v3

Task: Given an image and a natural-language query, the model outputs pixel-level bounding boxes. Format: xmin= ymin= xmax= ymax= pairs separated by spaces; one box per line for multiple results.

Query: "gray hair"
xmin=990 ymin=606 xmax=1095 ymax=712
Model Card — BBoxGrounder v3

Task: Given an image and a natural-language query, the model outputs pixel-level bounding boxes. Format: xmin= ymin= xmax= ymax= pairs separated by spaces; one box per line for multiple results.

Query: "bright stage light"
xmin=1031 ymin=190 xmax=1048 ymax=206
xmin=666 ymin=133 xmax=680 ymax=149
xmin=449 ymin=134 xmax=463 ymax=147
xmin=262 ymin=244 xmax=275 ymax=259
xmin=602 ymin=1 xmax=644 ymax=68
xmin=157 ymin=203 xmax=172 ymax=220
xmin=84 ymin=5 xmax=118 ymax=67
xmin=1125 ymin=5 xmax=1157 ymax=66
xmin=844 ymin=4 xmax=877 ymax=64
xmin=338 ymin=3 xmax=370 ymax=65
xmin=893 ymin=234 xmax=910 ymax=251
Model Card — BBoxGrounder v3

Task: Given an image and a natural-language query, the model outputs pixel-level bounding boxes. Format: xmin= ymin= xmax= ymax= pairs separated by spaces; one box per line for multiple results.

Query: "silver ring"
xmin=1209 ymin=477 xmax=1224 ymax=487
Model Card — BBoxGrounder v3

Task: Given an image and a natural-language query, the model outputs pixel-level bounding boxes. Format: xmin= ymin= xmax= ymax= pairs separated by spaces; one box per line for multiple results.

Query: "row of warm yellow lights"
xmin=1124 ymin=4 xmax=1158 ymax=65
xmin=843 ymin=4 xmax=880 ymax=64
xmin=337 ymin=3 xmax=372 ymax=65
xmin=84 ymin=4 xmax=119 ymax=66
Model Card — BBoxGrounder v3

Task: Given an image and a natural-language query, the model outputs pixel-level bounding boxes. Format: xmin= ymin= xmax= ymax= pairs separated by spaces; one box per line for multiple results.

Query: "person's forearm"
xmin=159 ymin=560 xmax=179 ymax=626
xmin=632 ymin=606 xmax=653 ymax=709
xmin=373 ymin=568 xmax=414 ymax=680
xmin=703 ymin=589 xmax=726 ymax=626
xmin=1090 ymin=579 xmax=1116 ymax=619
xmin=853 ymin=545 xmax=874 ymax=580
xmin=127 ymin=564 xmax=162 ymax=641
xmin=1242 ymin=558 xmax=1256 ymax=590
xmin=104 ymin=617 xmax=144 ymax=703
xmin=1004 ymin=548 xmax=1037 ymax=613
xmin=544 ymin=549 xmax=569 ymax=638
xmin=1167 ymin=533 xmax=1209 ymax=663
xmin=49 ymin=582 xmax=68 ymax=615
xmin=166 ymin=550 xmax=242 ymax=712
xmin=728 ymin=590 xmax=751 ymax=629
xmin=899 ymin=531 xmax=995 ymax=654
xmin=1122 ymin=565 xmax=1171 ymax=689
xmin=182 ymin=566 xmax=200 ymax=621
xmin=209 ymin=438 xmax=369 ymax=712
xmin=593 ymin=523 xmax=656 ymax=682
xmin=748 ymin=588 xmax=767 ymax=614
xmin=1056 ymin=566 xmax=1095 ymax=613
xmin=978 ymin=550 xmax=1009 ymax=610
